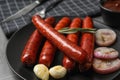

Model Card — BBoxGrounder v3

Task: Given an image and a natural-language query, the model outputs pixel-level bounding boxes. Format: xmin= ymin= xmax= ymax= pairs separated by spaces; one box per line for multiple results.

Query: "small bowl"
xmin=100 ymin=0 xmax=120 ymax=29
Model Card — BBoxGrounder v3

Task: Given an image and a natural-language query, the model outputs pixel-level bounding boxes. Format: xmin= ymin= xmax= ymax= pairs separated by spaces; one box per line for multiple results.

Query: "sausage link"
xmin=21 ymin=17 xmax=55 ymax=66
xmin=44 ymin=16 xmax=55 ymax=26
xmin=79 ymin=16 xmax=95 ymax=72
xmin=32 ymin=15 xmax=87 ymax=64
xmin=39 ymin=17 xmax=71 ymax=67
xmin=62 ymin=17 xmax=82 ymax=71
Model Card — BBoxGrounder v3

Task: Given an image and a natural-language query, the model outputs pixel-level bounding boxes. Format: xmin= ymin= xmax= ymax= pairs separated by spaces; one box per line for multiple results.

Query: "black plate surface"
xmin=6 ymin=17 xmax=120 ymax=80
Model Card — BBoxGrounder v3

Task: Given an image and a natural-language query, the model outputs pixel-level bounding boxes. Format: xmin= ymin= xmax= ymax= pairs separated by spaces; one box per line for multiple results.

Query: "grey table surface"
xmin=0 ymin=26 xmax=15 ymax=80
xmin=0 ymin=16 xmax=120 ymax=80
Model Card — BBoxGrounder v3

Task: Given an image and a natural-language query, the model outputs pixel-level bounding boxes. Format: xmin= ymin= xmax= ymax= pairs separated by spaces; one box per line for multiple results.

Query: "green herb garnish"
xmin=58 ymin=27 xmax=97 ymax=34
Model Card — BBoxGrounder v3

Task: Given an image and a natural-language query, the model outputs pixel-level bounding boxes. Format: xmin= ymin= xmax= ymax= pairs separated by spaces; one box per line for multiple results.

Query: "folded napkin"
xmin=0 ymin=0 xmax=100 ymax=38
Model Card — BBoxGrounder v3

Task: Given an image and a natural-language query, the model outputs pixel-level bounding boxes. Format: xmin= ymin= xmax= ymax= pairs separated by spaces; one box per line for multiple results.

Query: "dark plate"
xmin=6 ymin=16 xmax=120 ymax=80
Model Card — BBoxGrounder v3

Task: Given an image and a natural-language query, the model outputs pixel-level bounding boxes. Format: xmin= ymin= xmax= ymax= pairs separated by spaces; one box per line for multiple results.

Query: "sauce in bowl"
xmin=103 ymin=0 xmax=120 ymax=12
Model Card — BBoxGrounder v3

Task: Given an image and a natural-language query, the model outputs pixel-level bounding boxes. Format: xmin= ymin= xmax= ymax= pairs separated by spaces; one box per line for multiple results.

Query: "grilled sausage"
xmin=62 ymin=17 xmax=82 ymax=71
xmin=79 ymin=16 xmax=95 ymax=72
xmin=21 ymin=17 xmax=55 ymax=66
xmin=32 ymin=15 xmax=87 ymax=64
xmin=39 ymin=17 xmax=71 ymax=67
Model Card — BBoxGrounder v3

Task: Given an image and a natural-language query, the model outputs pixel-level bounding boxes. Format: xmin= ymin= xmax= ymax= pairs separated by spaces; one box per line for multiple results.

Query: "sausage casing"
xmin=39 ymin=17 xmax=71 ymax=67
xmin=21 ymin=17 xmax=55 ymax=66
xmin=62 ymin=17 xmax=82 ymax=71
xmin=79 ymin=16 xmax=95 ymax=71
xmin=32 ymin=15 xmax=87 ymax=64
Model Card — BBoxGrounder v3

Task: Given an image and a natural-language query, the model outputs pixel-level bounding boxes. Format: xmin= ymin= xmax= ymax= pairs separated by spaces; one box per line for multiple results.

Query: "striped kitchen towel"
xmin=0 ymin=0 xmax=100 ymax=38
